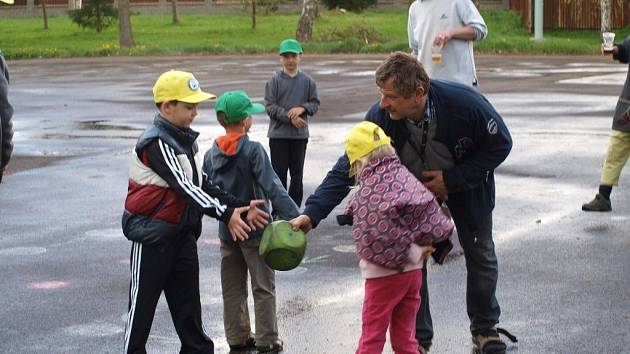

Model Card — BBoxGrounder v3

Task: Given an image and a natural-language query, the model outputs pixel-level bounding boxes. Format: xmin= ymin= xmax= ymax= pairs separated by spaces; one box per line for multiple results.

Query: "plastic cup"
xmin=431 ymin=45 xmax=442 ymax=63
xmin=602 ymin=32 xmax=615 ymax=54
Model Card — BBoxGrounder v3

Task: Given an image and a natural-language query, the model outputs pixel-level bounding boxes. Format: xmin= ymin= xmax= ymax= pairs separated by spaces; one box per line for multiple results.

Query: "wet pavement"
xmin=0 ymin=54 xmax=629 ymax=353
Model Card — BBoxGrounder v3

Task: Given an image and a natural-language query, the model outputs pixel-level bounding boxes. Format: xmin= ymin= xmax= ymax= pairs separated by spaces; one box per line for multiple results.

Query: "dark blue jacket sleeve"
xmin=303 ymin=154 xmax=354 ymax=227
xmin=442 ymin=96 xmax=512 ymax=193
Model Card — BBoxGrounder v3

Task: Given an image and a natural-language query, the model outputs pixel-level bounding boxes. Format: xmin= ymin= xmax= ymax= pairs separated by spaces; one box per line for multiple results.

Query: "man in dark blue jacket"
xmin=291 ymin=52 xmax=515 ymax=354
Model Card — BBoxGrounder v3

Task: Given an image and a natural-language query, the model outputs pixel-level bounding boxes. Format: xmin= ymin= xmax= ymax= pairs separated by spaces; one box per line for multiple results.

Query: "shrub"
xmin=68 ymin=0 xmax=118 ymax=33
xmin=320 ymin=0 xmax=376 ymax=13
xmin=318 ymin=22 xmax=385 ymax=44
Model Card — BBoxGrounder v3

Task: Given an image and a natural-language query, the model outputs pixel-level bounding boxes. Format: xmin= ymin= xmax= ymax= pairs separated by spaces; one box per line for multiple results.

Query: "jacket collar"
xmin=153 ymin=114 xmax=199 ymax=146
xmin=358 ymin=154 xmax=399 ymax=181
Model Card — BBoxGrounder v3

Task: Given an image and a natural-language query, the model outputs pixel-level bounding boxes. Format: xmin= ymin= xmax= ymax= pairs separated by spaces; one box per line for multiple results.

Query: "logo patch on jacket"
xmin=487 ymin=119 xmax=498 ymax=135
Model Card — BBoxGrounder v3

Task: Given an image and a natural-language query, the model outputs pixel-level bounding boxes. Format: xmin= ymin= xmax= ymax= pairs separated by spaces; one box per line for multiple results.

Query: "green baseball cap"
xmin=279 ymin=39 xmax=303 ymax=55
xmin=215 ymin=90 xmax=265 ymax=124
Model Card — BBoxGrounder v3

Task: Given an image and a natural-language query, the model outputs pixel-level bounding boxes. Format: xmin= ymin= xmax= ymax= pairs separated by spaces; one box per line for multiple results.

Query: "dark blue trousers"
xmin=416 ymin=213 xmax=500 ymax=347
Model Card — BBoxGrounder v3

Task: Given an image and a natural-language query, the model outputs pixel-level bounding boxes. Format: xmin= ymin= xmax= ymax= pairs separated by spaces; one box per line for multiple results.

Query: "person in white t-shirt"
xmin=408 ymin=0 xmax=487 ymax=87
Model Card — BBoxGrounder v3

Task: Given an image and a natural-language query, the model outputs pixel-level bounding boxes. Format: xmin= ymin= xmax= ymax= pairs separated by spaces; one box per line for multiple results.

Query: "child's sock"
xmin=599 ymin=185 xmax=613 ymax=200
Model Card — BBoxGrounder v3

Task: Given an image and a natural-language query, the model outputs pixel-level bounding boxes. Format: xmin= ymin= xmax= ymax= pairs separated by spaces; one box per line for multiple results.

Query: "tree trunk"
xmin=296 ymin=0 xmax=316 ymax=42
xmin=96 ymin=3 xmax=102 ymax=32
xmin=41 ymin=0 xmax=48 ymax=30
xmin=172 ymin=0 xmax=179 ymax=24
xmin=118 ymin=0 xmax=135 ymax=48
xmin=600 ymin=0 xmax=611 ymax=33
xmin=251 ymin=0 xmax=256 ymax=30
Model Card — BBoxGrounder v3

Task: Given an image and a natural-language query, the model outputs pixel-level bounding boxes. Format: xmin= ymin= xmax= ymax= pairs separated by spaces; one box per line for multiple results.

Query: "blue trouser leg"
xmin=454 ymin=212 xmax=501 ymax=335
xmin=415 ymin=263 xmax=433 ymax=348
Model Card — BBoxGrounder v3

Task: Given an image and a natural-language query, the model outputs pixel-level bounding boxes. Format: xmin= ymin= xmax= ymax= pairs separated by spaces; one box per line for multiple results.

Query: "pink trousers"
xmin=356 ymin=269 xmax=422 ymax=354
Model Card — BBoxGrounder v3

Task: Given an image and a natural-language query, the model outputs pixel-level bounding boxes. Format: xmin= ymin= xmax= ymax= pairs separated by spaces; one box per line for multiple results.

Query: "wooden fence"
xmin=510 ymin=0 xmax=629 ymax=30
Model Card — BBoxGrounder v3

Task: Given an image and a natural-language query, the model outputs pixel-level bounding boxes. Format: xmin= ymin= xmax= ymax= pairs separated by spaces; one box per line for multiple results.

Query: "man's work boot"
xmin=582 ymin=193 xmax=612 ymax=212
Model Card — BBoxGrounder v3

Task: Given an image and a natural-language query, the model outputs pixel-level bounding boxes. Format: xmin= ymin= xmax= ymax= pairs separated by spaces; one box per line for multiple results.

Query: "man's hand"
xmin=246 ymin=199 xmax=270 ymax=229
xmin=228 ymin=206 xmax=252 ymax=242
xmin=290 ymin=117 xmax=307 ymax=128
xmin=432 ymin=31 xmax=452 ymax=48
xmin=287 ymin=106 xmax=306 ymax=120
xmin=290 ymin=214 xmax=313 ymax=233
xmin=433 ymin=26 xmax=476 ymax=47
xmin=422 ymin=170 xmax=448 ymax=198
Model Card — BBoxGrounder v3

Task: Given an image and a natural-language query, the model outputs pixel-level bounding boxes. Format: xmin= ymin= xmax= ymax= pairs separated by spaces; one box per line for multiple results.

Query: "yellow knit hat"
xmin=344 ymin=121 xmax=392 ymax=166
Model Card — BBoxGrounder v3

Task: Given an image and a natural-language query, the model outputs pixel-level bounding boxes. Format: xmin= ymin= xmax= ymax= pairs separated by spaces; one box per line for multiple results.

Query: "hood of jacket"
xmin=209 ymin=133 xmax=248 ymax=173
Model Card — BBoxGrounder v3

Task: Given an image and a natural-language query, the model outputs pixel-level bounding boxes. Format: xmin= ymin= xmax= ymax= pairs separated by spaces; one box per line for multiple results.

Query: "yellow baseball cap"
xmin=153 ymin=70 xmax=216 ymax=103
xmin=344 ymin=121 xmax=392 ymax=167
xmin=0 ymin=0 xmax=14 ymax=4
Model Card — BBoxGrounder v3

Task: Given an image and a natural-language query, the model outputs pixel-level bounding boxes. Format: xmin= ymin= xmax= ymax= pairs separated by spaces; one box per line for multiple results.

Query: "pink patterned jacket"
xmin=343 ymin=155 xmax=454 ymax=271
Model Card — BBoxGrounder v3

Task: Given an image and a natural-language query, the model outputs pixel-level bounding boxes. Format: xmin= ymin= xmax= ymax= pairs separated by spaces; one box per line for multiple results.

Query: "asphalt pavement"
xmin=0 ymin=54 xmax=629 ymax=354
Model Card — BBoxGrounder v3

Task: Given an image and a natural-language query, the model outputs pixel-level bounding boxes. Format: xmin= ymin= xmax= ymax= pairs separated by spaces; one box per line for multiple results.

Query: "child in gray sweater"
xmin=264 ymin=39 xmax=320 ymax=207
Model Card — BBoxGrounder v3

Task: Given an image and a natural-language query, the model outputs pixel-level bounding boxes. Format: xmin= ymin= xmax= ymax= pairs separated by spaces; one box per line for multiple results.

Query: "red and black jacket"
xmin=122 ymin=115 xmax=247 ymax=247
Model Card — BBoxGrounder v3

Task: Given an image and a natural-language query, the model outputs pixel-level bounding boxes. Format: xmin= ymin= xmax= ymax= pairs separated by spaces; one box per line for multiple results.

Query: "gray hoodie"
xmin=203 ymin=134 xmax=299 ymax=241
xmin=265 ymin=70 xmax=320 ymax=139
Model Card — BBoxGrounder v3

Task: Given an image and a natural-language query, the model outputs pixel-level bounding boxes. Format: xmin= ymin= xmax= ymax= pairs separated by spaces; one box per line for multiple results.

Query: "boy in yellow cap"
xmin=121 ymin=71 xmax=269 ymax=353
xmin=265 ymin=39 xmax=320 ymax=209
xmin=338 ymin=121 xmax=454 ymax=354
xmin=203 ymin=90 xmax=298 ymax=353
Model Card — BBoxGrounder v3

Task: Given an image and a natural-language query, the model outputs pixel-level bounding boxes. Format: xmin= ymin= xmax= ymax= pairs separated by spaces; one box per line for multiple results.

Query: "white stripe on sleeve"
xmin=158 ymin=139 xmax=228 ymax=215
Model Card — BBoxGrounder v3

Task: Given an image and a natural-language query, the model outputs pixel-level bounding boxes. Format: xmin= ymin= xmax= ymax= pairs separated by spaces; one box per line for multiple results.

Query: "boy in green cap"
xmin=203 ymin=90 xmax=299 ymax=353
xmin=265 ymin=39 xmax=320 ymax=208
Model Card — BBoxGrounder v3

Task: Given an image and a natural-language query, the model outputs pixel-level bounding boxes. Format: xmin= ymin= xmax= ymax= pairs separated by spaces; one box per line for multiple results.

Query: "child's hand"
xmin=420 ymin=245 xmax=436 ymax=262
xmin=290 ymin=117 xmax=307 ymax=128
xmin=228 ymin=206 xmax=252 ymax=241
xmin=287 ymin=106 xmax=306 ymax=120
xmin=290 ymin=214 xmax=313 ymax=233
xmin=246 ymin=199 xmax=270 ymax=229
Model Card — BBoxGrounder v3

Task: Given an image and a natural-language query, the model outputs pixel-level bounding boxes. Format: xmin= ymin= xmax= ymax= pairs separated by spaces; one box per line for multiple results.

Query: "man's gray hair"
xmin=375 ymin=52 xmax=430 ymax=98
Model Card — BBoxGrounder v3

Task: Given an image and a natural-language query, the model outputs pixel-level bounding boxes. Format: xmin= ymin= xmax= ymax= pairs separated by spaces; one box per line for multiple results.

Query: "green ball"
xmin=259 ymin=220 xmax=307 ymax=271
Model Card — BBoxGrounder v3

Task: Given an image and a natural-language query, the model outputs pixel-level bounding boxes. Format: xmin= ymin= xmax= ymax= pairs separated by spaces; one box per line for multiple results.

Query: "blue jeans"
xmin=416 ymin=213 xmax=501 ymax=344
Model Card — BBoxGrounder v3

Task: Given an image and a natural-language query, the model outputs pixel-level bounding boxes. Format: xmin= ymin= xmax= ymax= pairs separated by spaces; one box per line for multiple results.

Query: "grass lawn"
xmin=0 ymin=9 xmax=629 ymax=59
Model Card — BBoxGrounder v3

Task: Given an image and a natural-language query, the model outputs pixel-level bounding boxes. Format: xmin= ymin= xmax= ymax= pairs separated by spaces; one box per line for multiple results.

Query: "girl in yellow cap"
xmin=339 ymin=121 xmax=454 ymax=354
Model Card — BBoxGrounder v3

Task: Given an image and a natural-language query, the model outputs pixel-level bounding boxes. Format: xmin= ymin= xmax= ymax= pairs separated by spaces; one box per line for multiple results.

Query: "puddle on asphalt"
xmin=584 ymin=224 xmax=610 ymax=234
xmin=496 ymin=168 xmax=556 ymax=179
xmin=75 ymin=120 xmax=141 ymax=131
xmin=40 ymin=133 xmax=136 ymax=140
xmin=38 ymin=120 xmax=141 ymax=140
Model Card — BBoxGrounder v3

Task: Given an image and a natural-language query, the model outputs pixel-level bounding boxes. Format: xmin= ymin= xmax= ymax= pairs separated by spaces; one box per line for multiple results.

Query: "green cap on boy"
xmin=278 ymin=39 xmax=303 ymax=55
xmin=215 ymin=90 xmax=265 ymax=124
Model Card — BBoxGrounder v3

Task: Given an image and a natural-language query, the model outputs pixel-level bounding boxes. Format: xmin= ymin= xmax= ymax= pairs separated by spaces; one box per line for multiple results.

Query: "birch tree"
xmin=118 ymin=0 xmax=135 ymax=48
xmin=296 ymin=0 xmax=316 ymax=42
xmin=600 ymin=0 xmax=611 ymax=33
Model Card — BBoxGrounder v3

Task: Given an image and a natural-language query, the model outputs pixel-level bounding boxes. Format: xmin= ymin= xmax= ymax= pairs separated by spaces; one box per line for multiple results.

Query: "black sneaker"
xmin=582 ymin=193 xmax=612 ymax=212
xmin=472 ymin=327 xmax=517 ymax=354
xmin=256 ymin=338 xmax=283 ymax=353
xmin=229 ymin=337 xmax=256 ymax=352
xmin=418 ymin=343 xmax=430 ymax=354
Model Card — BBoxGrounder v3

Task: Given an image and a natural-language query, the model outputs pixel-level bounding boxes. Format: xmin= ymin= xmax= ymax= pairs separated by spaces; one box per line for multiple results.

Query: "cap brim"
xmin=280 ymin=50 xmax=302 ymax=55
xmin=0 ymin=0 xmax=15 ymax=4
xmin=179 ymin=91 xmax=216 ymax=103
xmin=249 ymin=102 xmax=266 ymax=115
